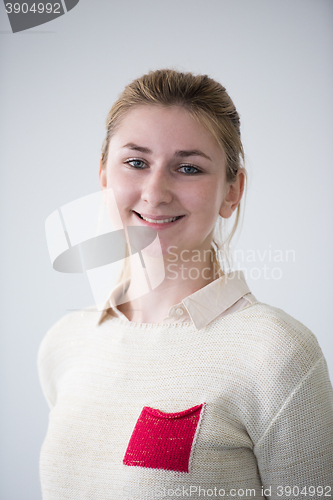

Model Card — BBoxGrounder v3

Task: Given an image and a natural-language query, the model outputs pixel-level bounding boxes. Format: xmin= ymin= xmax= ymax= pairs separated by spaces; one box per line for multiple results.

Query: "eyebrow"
xmin=121 ymin=142 xmax=212 ymax=162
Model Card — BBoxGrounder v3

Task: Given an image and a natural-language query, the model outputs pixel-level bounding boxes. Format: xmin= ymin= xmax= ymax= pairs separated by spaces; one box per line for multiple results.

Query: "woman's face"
xmin=100 ymin=105 xmax=240 ymax=259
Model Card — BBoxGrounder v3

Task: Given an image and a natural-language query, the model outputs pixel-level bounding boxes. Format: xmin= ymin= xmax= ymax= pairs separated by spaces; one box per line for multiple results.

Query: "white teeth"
xmin=140 ymin=214 xmax=180 ymax=223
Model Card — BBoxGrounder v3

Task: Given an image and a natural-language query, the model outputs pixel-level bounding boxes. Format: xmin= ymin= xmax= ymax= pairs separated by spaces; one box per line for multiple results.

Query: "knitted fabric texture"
xmin=123 ymin=404 xmax=205 ymax=472
xmin=38 ymin=302 xmax=333 ymax=500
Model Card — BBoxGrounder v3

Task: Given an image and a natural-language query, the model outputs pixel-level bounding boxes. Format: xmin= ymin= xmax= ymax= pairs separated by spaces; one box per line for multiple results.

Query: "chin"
xmin=140 ymin=235 xmax=166 ymax=260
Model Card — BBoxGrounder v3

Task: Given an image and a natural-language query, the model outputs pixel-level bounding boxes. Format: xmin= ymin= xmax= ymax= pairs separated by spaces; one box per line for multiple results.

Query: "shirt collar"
xmin=96 ymin=270 xmax=252 ymax=330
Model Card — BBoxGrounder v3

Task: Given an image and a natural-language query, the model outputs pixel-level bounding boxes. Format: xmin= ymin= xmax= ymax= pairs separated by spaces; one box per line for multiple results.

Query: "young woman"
xmin=38 ymin=69 xmax=333 ymax=499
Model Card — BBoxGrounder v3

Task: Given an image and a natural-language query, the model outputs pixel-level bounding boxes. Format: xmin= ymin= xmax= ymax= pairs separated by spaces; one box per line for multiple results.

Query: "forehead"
xmin=108 ymin=104 xmax=224 ymax=159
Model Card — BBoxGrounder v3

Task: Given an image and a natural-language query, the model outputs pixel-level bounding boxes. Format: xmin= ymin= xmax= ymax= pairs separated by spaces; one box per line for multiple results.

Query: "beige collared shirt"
xmin=97 ymin=270 xmax=257 ymax=330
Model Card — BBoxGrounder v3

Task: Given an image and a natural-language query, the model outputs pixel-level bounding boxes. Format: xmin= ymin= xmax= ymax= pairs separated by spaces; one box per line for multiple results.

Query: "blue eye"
xmin=125 ymin=159 xmax=146 ymax=169
xmin=178 ymin=165 xmax=200 ymax=175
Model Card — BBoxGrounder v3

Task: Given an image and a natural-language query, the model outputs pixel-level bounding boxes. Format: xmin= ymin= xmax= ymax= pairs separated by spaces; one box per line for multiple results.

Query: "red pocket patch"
xmin=123 ymin=403 xmax=205 ymax=473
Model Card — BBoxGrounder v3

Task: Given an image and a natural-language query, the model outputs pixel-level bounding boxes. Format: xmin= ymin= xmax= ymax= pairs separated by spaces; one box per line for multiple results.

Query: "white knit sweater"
xmin=38 ymin=302 xmax=333 ymax=499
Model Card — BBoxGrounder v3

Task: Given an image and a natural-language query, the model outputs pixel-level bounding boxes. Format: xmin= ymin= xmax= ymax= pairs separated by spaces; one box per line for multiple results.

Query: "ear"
xmin=99 ymin=156 xmax=108 ymax=204
xmin=219 ymin=170 xmax=245 ymax=219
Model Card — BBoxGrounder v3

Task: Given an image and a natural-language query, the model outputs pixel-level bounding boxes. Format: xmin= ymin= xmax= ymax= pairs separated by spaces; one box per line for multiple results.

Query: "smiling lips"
xmin=133 ymin=211 xmax=185 ymax=224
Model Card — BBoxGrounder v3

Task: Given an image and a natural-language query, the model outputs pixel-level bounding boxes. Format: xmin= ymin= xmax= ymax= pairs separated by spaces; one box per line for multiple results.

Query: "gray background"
xmin=1 ymin=0 xmax=332 ymax=498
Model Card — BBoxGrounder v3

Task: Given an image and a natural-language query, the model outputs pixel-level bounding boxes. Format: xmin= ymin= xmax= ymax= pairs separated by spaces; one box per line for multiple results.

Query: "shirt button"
xmin=175 ymin=307 xmax=184 ymax=316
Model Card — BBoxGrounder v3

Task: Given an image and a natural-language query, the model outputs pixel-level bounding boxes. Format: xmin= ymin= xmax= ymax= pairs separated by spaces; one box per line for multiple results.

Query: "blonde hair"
xmin=101 ymin=68 xmax=246 ymax=279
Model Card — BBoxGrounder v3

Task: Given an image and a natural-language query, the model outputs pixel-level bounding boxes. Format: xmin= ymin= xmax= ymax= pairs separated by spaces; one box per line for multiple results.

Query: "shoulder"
xmin=234 ymin=300 xmax=319 ymax=341
xmin=214 ymin=301 xmax=324 ymax=373
xmin=37 ymin=306 xmax=100 ymax=366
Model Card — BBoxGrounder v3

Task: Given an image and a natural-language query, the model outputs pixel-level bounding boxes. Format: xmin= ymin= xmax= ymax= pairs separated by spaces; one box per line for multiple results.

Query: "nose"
xmin=141 ymin=168 xmax=173 ymax=207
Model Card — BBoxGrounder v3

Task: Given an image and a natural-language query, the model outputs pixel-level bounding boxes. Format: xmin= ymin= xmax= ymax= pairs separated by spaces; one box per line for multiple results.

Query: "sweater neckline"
xmin=98 ymin=300 xmax=260 ymax=330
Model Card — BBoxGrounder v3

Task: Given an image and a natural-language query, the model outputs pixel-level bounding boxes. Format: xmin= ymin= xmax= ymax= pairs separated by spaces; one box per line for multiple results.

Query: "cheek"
xmin=185 ymin=184 xmax=223 ymax=220
xmin=106 ymin=169 xmax=138 ymax=211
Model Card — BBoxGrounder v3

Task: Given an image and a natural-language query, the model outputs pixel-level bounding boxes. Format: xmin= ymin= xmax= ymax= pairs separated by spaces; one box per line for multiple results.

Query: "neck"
xmin=117 ymin=248 xmax=221 ymax=323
